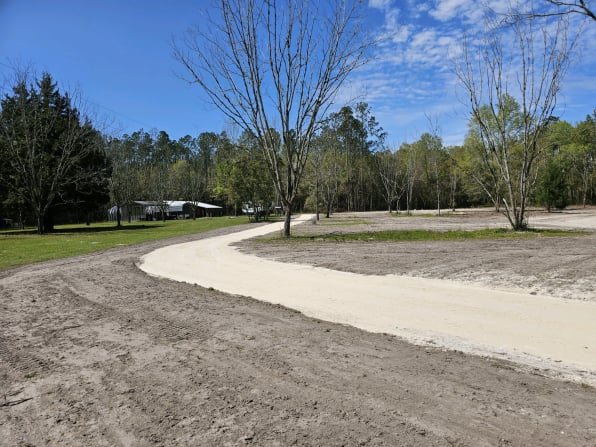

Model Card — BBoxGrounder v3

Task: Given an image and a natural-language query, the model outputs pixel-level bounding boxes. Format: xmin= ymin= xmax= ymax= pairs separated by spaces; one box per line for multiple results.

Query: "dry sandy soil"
xmin=238 ymin=208 xmax=596 ymax=302
xmin=1 ymin=208 xmax=596 ymax=446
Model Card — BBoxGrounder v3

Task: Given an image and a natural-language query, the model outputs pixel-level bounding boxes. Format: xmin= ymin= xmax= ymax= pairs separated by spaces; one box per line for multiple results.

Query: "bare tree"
xmin=455 ymin=8 xmax=577 ymax=230
xmin=374 ymin=149 xmax=404 ymax=214
xmin=308 ymin=141 xmax=324 ymax=221
xmin=505 ymin=1 xmax=595 ymax=22
xmin=544 ymin=0 xmax=595 ymax=19
xmin=318 ymin=127 xmax=341 ymax=218
xmin=423 ymin=115 xmax=445 ymax=215
xmin=400 ymin=143 xmax=418 ymax=216
xmin=107 ymin=136 xmax=140 ymax=226
xmin=446 ymin=152 xmax=459 ymax=212
xmin=174 ymin=0 xmax=369 ymax=236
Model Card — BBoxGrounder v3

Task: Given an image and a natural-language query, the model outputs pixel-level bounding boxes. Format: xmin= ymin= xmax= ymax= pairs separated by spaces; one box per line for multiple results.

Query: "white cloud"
xmin=402 ymin=27 xmax=460 ymax=69
xmin=367 ymin=0 xmax=402 ymax=40
xmin=390 ymin=25 xmax=411 ymax=44
xmin=356 ymin=0 xmax=594 ymax=145
xmin=428 ymin=0 xmax=470 ymax=21
xmin=368 ymin=0 xmax=392 ymax=10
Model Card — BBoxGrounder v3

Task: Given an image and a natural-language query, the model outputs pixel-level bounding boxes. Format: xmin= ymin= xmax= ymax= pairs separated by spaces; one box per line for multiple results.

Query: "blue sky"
xmin=1 ymin=0 xmax=594 ymax=147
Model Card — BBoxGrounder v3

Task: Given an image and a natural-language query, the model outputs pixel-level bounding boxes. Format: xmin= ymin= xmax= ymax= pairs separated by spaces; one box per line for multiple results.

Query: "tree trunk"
xmin=37 ymin=214 xmax=43 ymax=235
xmin=43 ymin=213 xmax=54 ymax=233
xmin=315 ymin=177 xmax=320 ymax=221
xmin=283 ymin=207 xmax=291 ymax=238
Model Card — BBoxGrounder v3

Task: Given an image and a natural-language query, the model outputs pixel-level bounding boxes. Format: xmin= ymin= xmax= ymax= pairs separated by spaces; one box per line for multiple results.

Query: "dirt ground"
xmin=238 ymin=208 xmax=596 ymax=302
xmin=1 ymin=209 xmax=596 ymax=446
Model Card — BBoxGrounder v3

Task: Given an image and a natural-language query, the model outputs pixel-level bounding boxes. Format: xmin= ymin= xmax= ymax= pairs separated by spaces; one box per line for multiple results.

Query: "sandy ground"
xmin=140 ymin=212 xmax=596 ymax=385
xmin=1 ymin=209 xmax=596 ymax=446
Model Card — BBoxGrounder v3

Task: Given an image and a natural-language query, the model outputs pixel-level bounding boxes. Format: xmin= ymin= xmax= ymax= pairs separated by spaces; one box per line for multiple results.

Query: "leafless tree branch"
xmin=455 ymin=6 xmax=578 ymax=229
xmin=173 ymin=0 xmax=370 ymax=236
xmin=500 ymin=0 xmax=595 ymax=23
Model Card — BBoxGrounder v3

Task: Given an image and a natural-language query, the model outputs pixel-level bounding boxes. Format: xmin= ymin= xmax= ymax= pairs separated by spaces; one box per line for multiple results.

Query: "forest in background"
xmin=0 ymin=72 xmax=594 ymax=234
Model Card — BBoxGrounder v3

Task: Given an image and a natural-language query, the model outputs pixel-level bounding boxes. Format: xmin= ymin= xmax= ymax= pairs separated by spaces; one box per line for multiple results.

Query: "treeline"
xmin=107 ymin=128 xmax=275 ymax=223
xmin=1 ymin=73 xmax=595 ymax=233
xmin=307 ymin=101 xmax=596 ymax=217
xmin=380 ymin=109 xmax=596 ymax=215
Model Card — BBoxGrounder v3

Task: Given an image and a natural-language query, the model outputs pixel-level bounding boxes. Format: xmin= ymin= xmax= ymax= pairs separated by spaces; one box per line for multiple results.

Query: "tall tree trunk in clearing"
xmin=174 ymin=0 xmax=370 ymax=237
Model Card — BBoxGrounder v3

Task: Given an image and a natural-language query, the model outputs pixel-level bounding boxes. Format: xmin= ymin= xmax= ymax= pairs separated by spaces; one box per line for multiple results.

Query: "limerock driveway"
xmin=139 ymin=215 xmax=596 ymax=384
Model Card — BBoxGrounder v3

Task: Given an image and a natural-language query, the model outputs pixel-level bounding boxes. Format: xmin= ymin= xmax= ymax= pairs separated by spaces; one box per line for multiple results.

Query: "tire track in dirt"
xmin=52 ymin=273 xmax=213 ymax=345
xmin=0 ymin=337 xmax=54 ymax=383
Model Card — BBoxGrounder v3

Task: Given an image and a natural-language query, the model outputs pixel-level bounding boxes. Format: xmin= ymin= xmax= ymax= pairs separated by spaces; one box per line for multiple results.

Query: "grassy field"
xmin=0 ymin=217 xmax=249 ymax=271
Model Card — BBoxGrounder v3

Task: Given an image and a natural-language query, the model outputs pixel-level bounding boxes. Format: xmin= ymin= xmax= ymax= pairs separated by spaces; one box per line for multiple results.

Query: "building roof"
xmin=165 ymin=201 xmax=222 ymax=211
xmin=130 ymin=201 xmax=223 ymax=213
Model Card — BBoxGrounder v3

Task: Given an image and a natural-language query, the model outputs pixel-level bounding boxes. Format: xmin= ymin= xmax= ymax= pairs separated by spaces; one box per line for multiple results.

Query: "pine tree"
xmin=0 ymin=72 xmax=109 ymax=233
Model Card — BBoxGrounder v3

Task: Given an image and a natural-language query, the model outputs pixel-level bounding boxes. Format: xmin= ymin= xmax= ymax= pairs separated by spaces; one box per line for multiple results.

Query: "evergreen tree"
xmin=0 ymin=72 xmax=109 ymax=233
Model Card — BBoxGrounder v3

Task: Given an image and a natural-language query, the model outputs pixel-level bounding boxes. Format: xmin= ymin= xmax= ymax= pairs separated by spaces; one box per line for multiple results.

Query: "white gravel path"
xmin=139 ymin=214 xmax=596 ymax=384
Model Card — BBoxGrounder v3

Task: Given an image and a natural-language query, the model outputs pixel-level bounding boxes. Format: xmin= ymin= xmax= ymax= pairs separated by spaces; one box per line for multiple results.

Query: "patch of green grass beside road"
xmin=268 ymin=228 xmax=587 ymax=243
xmin=0 ymin=217 xmax=248 ymax=271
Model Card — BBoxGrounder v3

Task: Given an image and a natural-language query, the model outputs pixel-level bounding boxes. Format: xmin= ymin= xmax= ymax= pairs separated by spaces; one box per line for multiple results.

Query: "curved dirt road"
xmin=140 ymin=215 xmax=596 ymax=384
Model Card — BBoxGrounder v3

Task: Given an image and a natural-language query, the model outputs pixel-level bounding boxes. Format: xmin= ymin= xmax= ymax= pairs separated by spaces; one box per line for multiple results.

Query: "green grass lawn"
xmin=269 ymin=227 xmax=588 ymax=243
xmin=0 ymin=217 xmax=249 ymax=271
